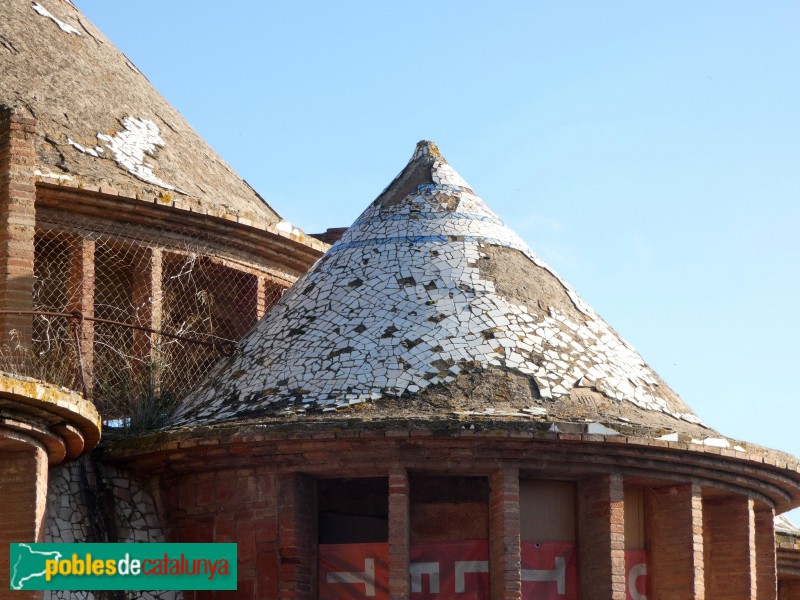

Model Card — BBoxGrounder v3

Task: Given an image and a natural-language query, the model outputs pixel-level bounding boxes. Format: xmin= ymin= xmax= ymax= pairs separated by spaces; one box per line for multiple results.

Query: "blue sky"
xmin=77 ymin=0 xmax=799 ymax=499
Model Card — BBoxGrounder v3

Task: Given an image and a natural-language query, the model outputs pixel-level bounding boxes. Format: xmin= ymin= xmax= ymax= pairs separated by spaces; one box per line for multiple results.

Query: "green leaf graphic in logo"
xmin=10 ymin=544 xmax=62 ymax=590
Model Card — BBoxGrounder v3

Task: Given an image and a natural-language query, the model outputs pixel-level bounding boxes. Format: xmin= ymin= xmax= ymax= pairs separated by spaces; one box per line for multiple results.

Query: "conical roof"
xmin=1 ymin=0 xmax=280 ymax=223
xmin=172 ymin=141 xmax=711 ymax=437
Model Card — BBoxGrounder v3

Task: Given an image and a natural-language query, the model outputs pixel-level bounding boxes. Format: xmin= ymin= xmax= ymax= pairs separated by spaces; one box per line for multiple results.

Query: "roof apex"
xmin=412 ymin=140 xmax=443 ymax=161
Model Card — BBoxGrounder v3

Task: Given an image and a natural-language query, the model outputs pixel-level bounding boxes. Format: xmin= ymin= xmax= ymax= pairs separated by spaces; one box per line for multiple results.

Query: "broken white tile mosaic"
xmin=276 ymin=220 xmax=302 ymax=236
xmin=775 ymin=514 xmax=800 ymax=536
xmin=125 ymin=60 xmax=141 ymax=75
xmin=97 ymin=117 xmax=183 ymax=191
xmin=67 ymin=137 xmax=102 ymax=157
xmin=35 ymin=169 xmax=72 ymax=182
xmin=69 ymin=117 xmax=184 ymax=193
xmin=172 ymin=141 xmax=704 ymax=429
xmin=32 ymin=2 xmax=80 ymax=35
xmin=691 ymin=437 xmax=731 ymax=448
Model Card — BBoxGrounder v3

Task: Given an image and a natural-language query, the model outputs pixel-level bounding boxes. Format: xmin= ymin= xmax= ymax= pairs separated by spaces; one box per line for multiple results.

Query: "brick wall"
xmin=780 ymin=579 xmax=800 ymax=600
xmin=755 ymin=505 xmax=777 ymax=600
xmin=277 ymin=473 xmax=316 ymax=600
xmin=703 ymin=495 xmax=757 ymax=599
xmin=112 ymin=436 xmax=788 ymax=598
xmin=164 ymin=466 xmax=280 ymax=600
xmin=0 ymin=445 xmax=48 ymax=600
xmin=0 ymin=107 xmax=37 ymax=346
xmin=388 ymin=468 xmax=409 ymax=599
xmin=646 ymin=483 xmax=705 ymax=599
xmin=577 ymin=473 xmax=626 ymax=600
xmin=490 ymin=466 xmax=521 ymax=600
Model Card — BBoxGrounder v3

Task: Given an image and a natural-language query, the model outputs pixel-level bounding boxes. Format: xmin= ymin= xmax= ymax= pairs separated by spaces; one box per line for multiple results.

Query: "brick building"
xmin=2 ymin=1 xmax=800 ymax=599
xmin=0 ymin=1 xmax=322 ymax=598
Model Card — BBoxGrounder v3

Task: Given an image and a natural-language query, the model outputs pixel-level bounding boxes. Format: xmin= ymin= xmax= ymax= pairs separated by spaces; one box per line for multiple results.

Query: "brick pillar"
xmin=257 ymin=276 xmax=268 ymax=319
xmin=0 ymin=107 xmax=37 ymax=351
xmin=66 ymin=236 xmax=95 ymax=394
xmin=0 ymin=444 xmax=49 ymax=600
xmin=646 ymin=483 xmax=705 ymax=599
xmin=755 ymin=505 xmax=777 ymax=600
xmin=490 ymin=466 xmax=521 ymax=600
xmin=258 ymin=276 xmax=286 ymax=318
xmin=131 ymin=248 xmax=163 ymax=384
xmin=577 ymin=473 xmax=626 ymax=600
xmin=277 ymin=473 xmax=316 ymax=600
xmin=230 ymin=271 xmax=259 ymax=339
xmin=780 ymin=580 xmax=800 ymax=600
xmin=388 ymin=467 xmax=410 ymax=599
xmin=703 ymin=495 xmax=757 ymax=599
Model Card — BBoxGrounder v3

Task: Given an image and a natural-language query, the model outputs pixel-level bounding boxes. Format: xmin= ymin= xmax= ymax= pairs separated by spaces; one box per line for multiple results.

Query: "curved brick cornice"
xmin=777 ymin=542 xmax=800 ymax=579
xmin=776 ymin=514 xmax=800 ymax=580
xmin=108 ymin=418 xmax=800 ymax=514
xmin=0 ymin=372 xmax=100 ymax=462
xmin=35 ymin=182 xmax=326 ymax=281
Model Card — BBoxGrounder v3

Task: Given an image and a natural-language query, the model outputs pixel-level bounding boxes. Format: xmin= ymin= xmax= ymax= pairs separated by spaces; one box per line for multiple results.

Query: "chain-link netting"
xmin=0 ymin=212 xmax=289 ymax=430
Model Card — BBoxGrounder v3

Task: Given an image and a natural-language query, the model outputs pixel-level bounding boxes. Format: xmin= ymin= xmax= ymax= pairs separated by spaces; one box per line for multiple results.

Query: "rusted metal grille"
xmin=0 ymin=214 xmax=288 ymax=430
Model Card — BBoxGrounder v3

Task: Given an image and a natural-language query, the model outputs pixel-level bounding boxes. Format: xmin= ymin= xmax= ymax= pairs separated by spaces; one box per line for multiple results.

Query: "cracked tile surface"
xmin=69 ymin=116 xmax=184 ymax=193
xmin=173 ymin=141 xmax=703 ymax=430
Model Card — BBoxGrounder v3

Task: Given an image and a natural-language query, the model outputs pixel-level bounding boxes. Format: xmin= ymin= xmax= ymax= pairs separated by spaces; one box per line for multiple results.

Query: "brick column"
xmin=257 ymin=276 xmax=269 ymax=319
xmin=66 ymin=237 xmax=95 ymax=394
xmin=755 ymin=505 xmax=777 ymax=600
xmin=258 ymin=276 xmax=286 ymax=318
xmin=388 ymin=467 xmax=410 ymax=599
xmin=0 ymin=444 xmax=49 ymax=600
xmin=780 ymin=580 xmax=800 ymax=600
xmin=490 ymin=466 xmax=521 ymax=600
xmin=577 ymin=473 xmax=626 ymax=600
xmin=277 ymin=473 xmax=316 ymax=600
xmin=230 ymin=271 xmax=259 ymax=339
xmin=132 ymin=248 xmax=163 ymax=350
xmin=0 ymin=107 xmax=37 ymax=351
xmin=703 ymin=495 xmax=757 ymax=599
xmin=646 ymin=483 xmax=705 ymax=599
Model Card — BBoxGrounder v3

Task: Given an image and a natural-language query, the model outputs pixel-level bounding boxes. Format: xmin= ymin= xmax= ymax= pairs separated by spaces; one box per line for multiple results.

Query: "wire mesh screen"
xmin=92 ymin=240 xmax=149 ymax=418
xmin=158 ymin=254 xmax=259 ymax=397
xmin=27 ymin=232 xmax=82 ymax=388
xmin=0 ymin=213 xmax=289 ymax=429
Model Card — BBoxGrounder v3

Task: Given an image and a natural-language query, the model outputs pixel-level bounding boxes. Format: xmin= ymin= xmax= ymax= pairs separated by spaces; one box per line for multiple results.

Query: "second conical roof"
xmin=1 ymin=0 xmax=281 ymax=223
xmin=172 ymin=141 xmax=709 ymax=436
